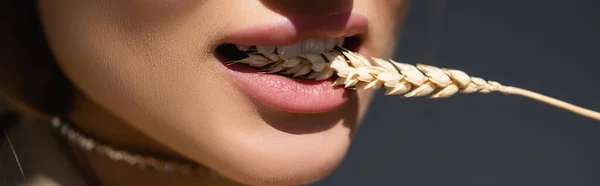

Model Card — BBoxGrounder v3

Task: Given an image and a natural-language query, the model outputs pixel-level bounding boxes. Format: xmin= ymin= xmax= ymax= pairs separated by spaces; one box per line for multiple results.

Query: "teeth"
xmin=236 ymin=37 xmax=346 ymax=59
xmin=301 ymin=38 xmax=325 ymax=54
xmin=324 ymin=38 xmax=337 ymax=51
xmin=233 ymin=37 xmax=352 ymax=81
xmin=237 ymin=45 xmax=251 ymax=51
xmin=277 ymin=42 xmax=303 ymax=59
xmin=336 ymin=38 xmax=344 ymax=47
xmin=256 ymin=45 xmax=276 ymax=54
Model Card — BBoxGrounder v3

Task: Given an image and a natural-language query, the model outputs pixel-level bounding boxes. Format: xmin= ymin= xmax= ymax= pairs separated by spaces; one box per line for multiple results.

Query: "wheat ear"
xmin=234 ymin=48 xmax=600 ymax=121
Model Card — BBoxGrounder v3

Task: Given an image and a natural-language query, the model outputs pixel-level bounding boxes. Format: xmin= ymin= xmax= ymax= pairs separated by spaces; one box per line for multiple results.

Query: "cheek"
xmin=38 ymin=0 xmax=259 ymax=165
xmin=356 ymin=89 xmax=375 ymax=123
xmin=38 ymin=0 xmax=384 ymax=184
xmin=37 ymin=0 xmax=237 ymax=119
xmin=357 ymin=0 xmax=407 ymax=58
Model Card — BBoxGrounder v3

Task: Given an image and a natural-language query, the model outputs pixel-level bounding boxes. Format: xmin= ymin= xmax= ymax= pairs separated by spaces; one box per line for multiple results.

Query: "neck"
xmin=64 ymin=91 xmax=240 ymax=186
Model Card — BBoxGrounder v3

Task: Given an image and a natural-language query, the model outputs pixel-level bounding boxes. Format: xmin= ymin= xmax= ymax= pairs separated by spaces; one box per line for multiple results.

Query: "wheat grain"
xmin=234 ymin=48 xmax=600 ymax=121
xmin=235 ymin=48 xmax=504 ymax=97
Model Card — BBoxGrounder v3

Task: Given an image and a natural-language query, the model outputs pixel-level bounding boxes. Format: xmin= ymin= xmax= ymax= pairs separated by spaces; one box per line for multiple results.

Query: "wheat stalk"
xmin=234 ymin=48 xmax=600 ymax=121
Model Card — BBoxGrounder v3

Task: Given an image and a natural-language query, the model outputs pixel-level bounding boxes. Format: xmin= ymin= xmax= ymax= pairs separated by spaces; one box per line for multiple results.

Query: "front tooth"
xmin=336 ymin=38 xmax=345 ymax=47
xmin=277 ymin=42 xmax=302 ymax=59
xmin=301 ymin=38 xmax=325 ymax=54
xmin=237 ymin=45 xmax=251 ymax=51
xmin=324 ymin=38 xmax=337 ymax=51
xmin=256 ymin=46 xmax=276 ymax=54
xmin=336 ymin=37 xmax=345 ymax=47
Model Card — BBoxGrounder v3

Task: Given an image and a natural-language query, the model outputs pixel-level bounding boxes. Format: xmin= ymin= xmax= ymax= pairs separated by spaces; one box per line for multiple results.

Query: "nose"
xmin=259 ymin=0 xmax=354 ymax=16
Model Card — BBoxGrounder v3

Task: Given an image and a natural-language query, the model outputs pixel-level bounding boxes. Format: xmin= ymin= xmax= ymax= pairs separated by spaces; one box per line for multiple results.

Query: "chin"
xmin=225 ymin=129 xmax=351 ymax=185
xmin=196 ymin=102 xmax=359 ymax=185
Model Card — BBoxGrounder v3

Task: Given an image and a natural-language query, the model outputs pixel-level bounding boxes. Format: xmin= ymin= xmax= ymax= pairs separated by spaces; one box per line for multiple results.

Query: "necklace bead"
xmin=50 ymin=117 xmax=200 ymax=176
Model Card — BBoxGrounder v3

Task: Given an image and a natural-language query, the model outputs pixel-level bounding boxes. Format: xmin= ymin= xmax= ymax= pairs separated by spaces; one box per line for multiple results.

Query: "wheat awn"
xmin=233 ymin=47 xmax=600 ymax=121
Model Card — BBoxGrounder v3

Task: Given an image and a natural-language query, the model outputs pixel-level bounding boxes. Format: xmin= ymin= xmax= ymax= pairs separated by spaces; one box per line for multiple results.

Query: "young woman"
xmin=1 ymin=0 xmax=409 ymax=185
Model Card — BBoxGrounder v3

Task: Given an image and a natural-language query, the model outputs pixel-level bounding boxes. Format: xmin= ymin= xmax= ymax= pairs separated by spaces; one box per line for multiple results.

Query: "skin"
xmin=37 ymin=0 xmax=408 ymax=185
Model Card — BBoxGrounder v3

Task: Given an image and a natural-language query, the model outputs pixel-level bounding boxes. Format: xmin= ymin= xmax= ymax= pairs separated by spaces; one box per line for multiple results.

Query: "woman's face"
xmin=38 ymin=0 xmax=406 ymax=185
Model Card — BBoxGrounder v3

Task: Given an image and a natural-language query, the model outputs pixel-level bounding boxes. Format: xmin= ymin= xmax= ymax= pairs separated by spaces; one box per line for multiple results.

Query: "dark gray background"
xmin=314 ymin=0 xmax=600 ymax=186
xmin=1 ymin=0 xmax=599 ymax=186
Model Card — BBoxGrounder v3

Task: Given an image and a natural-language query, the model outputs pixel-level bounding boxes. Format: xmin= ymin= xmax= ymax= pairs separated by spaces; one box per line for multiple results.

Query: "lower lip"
xmin=225 ymin=64 xmax=351 ymax=113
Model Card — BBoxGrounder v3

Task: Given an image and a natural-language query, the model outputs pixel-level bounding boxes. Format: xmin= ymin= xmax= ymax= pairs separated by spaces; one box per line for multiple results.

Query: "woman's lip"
xmin=218 ymin=12 xmax=365 ymax=113
xmin=225 ymin=64 xmax=352 ymax=113
xmin=221 ymin=12 xmax=368 ymax=46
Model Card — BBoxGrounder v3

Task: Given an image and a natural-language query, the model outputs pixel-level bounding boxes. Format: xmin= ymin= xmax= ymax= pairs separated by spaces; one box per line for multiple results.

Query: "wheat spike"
xmin=235 ymin=48 xmax=600 ymax=121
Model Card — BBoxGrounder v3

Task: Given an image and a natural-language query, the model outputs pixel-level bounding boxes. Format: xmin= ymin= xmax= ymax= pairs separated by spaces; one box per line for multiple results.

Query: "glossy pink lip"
xmin=227 ymin=64 xmax=351 ymax=113
xmin=221 ymin=12 xmax=367 ymax=113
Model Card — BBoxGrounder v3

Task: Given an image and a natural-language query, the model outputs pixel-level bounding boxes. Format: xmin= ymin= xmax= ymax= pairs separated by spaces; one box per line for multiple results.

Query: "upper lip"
xmin=221 ymin=12 xmax=368 ymax=46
